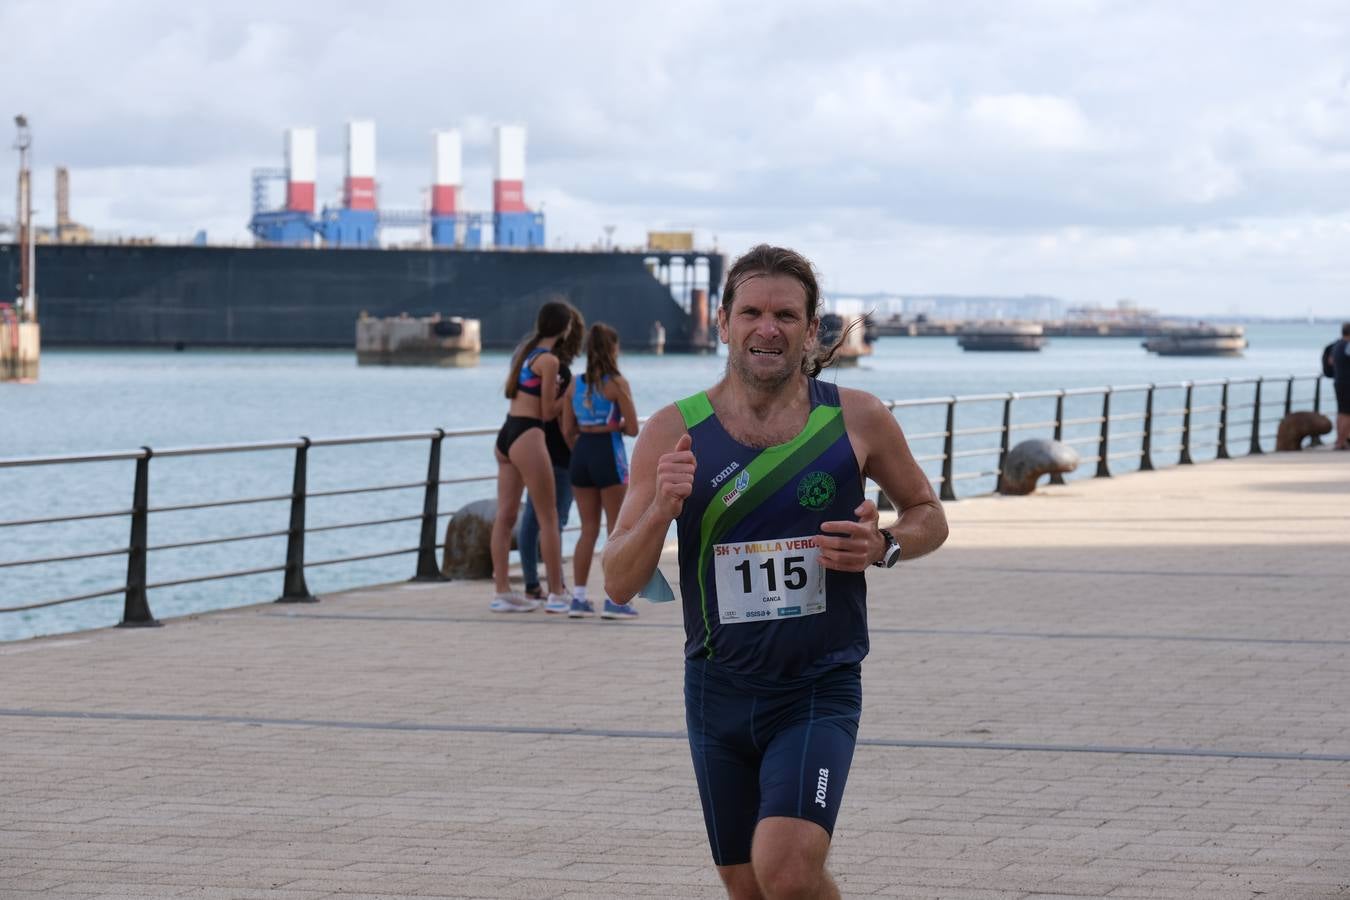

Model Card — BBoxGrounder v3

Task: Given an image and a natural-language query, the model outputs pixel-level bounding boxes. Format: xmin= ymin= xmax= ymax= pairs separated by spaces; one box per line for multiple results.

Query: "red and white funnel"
xmin=493 ymin=124 xmax=528 ymax=214
xmin=432 ymin=129 xmax=461 ymax=216
xmin=344 ymin=119 xmax=377 ymax=211
xmin=285 ymin=127 xmax=317 ymax=214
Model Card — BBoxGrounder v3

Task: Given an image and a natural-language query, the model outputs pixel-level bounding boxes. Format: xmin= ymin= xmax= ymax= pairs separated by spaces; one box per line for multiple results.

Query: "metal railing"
xmin=0 ymin=427 xmax=499 ymax=626
xmin=0 ymin=373 xmax=1330 ymax=628
xmin=879 ymin=374 xmax=1326 ymax=503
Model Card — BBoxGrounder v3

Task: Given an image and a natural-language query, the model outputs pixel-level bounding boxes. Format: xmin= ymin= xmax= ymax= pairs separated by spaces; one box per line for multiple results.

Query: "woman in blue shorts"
xmin=562 ymin=323 xmax=639 ymax=619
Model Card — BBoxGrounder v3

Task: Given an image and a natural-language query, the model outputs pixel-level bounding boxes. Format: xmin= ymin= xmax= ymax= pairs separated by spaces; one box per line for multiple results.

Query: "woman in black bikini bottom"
xmin=495 ymin=416 xmax=542 ymax=456
xmin=489 ymin=301 xmax=578 ymax=612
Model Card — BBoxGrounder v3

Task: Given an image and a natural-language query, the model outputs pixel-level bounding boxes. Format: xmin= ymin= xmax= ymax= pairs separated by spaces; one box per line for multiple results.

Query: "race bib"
xmin=712 ymin=535 xmax=827 ymax=624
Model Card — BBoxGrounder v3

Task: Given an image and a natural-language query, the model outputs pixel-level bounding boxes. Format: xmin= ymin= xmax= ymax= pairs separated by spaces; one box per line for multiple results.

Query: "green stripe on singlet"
xmin=693 ymin=404 xmax=846 ymax=657
xmin=676 ymin=392 xmax=716 ymax=429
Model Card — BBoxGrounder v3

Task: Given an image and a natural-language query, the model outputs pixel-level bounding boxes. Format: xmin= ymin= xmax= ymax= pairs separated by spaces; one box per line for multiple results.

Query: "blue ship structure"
xmin=3 ymin=121 xmax=723 ymax=352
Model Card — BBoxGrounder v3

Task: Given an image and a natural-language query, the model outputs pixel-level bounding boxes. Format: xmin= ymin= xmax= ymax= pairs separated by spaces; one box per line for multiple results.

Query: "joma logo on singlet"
xmin=710 ymin=461 xmax=740 ymax=488
xmin=814 ymin=768 xmax=830 ymax=808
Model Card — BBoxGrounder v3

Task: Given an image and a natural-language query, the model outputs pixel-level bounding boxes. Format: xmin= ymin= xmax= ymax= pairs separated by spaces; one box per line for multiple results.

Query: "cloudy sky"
xmin=4 ymin=0 xmax=1350 ymax=315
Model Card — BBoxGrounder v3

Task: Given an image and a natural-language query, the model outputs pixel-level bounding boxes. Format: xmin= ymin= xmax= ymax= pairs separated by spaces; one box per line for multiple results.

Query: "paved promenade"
xmin=2 ymin=449 xmax=1348 ymax=899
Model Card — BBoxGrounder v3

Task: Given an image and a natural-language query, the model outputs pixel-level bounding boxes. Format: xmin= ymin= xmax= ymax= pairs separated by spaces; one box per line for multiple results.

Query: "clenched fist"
xmin=656 ymin=432 xmax=697 ymax=519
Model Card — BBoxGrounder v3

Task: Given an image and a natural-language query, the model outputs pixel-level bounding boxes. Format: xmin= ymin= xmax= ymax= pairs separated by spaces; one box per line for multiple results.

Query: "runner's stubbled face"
xmin=719 ymin=274 xmax=819 ymax=392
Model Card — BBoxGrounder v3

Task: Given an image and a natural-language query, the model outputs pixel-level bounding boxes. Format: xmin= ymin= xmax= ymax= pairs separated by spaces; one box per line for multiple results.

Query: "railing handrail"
xmin=0 ymin=373 xmax=1325 ymax=471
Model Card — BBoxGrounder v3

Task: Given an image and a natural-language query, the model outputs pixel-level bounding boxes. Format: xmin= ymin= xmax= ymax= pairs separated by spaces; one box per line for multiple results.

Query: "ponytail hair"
xmin=505 ymin=299 xmax=577 ymax=398
xmin=582 ymin=323 xmax=621 ymax=408
xmin=553 ymin=307 xmax=586 ymax=367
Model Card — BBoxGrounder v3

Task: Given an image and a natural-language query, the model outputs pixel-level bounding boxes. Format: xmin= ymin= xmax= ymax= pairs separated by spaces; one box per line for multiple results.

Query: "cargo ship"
xmin=0 ymin=242 xmax=722 ymax=352
xmin=3 ymin=121 xmax=724 ymax=353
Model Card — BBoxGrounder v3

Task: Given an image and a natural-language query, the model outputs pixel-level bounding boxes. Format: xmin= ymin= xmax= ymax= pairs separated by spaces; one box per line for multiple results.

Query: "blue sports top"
xmin=673 ymin=378 xmax=868 ymax=688
xmin=573 ymin=374 xmax=620 ymax=427
xmin=515 ymin=348 xmax=549 ymax=396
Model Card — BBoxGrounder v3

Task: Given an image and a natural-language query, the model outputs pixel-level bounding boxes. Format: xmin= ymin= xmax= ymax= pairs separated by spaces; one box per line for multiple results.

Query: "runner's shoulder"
xmin=835 ymin=385 xmax=889 ymax=423
xmin=531 ymin=351 xmax=560 ymax=374
xmin=635 ymin=403 xmax=687 ymax=448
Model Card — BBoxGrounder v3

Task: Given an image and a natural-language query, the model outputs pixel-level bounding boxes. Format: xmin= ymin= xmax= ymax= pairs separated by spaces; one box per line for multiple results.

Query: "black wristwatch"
xmin=872 ymin=528 xmax=901 ymax=568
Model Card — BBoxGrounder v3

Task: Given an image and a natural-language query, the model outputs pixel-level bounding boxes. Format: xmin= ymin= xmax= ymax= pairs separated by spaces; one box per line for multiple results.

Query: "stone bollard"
xmin=441 ymin=499 xmax=509 ymax=579
xmin=998 ymin=439 xmax=1080 ymax=496
xmin=1275 ymin=411 xmax=1331 ymax=452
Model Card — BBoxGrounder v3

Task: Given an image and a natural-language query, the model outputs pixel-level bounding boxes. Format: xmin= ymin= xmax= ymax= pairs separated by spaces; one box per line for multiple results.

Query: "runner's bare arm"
xmin=602 ymin=404 xmax=692 ymax=602
xmin=851 ymin=388 xmax=948 ymax=559
xmin=816 ymin=389 xmax=948 ymax=570
xmin=536 ymin=353 xmax=562 ymax=421
xmin=560 ymin=381 xmax=578 ymax=446
xmin=611 ymin=375 xmax=640 ymax=437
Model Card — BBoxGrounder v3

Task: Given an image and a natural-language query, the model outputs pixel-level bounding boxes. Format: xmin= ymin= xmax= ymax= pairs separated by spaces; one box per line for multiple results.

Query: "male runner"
xmin=603 ymin=245 xmax=948 ymax=899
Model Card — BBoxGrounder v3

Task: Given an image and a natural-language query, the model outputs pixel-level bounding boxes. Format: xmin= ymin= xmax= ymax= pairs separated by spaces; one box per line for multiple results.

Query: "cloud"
xmin=4 ymin=0 xmax=1350 ymax=313
xmin=967 ymin=93 xmax=1098 ymax=151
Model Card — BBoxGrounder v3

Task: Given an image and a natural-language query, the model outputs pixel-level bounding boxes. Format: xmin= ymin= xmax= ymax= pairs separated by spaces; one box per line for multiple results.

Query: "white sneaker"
xmin=489 ymin=594 xmax=539 ymax=613
xmin=543 ymin=593 xmax=571 ymax=614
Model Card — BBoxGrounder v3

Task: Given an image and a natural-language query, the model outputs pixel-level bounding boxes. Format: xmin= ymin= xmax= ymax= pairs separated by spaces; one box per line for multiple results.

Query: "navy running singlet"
xmin=674 ymin=379 xmax=868 ymax=685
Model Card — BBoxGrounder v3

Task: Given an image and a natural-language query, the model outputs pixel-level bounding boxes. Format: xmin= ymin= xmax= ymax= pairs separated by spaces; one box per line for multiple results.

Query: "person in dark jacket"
xmin=1327 ymin=322 xmax=1350 ymax=450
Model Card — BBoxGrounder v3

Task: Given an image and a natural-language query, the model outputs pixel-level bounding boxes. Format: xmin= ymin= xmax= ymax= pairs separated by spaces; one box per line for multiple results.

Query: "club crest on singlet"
xmin=797 ymin=471 xmax=836 ymax=511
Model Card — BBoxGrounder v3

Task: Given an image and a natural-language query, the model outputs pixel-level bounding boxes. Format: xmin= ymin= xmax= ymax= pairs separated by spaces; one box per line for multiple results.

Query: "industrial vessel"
xmin=1142 ymin=324 xmax=1247 ymax=357
xmin=356 ymin=313 xmax=481 ymax=367
xmin=3 ymin=121 xmax=724 ymax=353
xmin=956 ymin=322 xmax=1047 ymax=352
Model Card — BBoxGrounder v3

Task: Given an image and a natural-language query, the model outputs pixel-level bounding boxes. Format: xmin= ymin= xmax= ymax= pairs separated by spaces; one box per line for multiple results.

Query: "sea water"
xmin=0 ymin=323 xmax=1336 ymax=641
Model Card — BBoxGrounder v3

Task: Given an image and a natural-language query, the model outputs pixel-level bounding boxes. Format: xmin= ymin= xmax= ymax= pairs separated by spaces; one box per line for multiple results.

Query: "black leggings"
xmin=496 ymin=416 xmax=543 ymax=457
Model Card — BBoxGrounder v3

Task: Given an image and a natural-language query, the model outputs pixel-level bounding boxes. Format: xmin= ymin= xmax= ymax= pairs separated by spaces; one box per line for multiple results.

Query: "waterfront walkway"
xmin=2 ymin=450 xmax=1348 ymax=899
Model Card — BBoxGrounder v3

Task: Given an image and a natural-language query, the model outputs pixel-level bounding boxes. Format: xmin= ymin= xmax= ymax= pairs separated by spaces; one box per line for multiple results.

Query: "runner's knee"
xmin=752 ymin=819 xmax=829 ymax=900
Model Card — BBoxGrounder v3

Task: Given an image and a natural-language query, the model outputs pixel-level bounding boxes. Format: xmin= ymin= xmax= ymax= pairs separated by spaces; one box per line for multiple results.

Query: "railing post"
xmin=939 ymin=398 xmax=957 ymax=502
xmin=411 ymin=428 xmax=448 ymax=582
xmin=1249 ymin=378 xmax=1264 ymax=456
xmin=1283 ymin=375 xmax=1294 ymax=419
xmin=1311 ymin=378 xmax=1324 ymax=447
xmin=1139 ymin=385 xmax=1155 ymax=472
xmin=277 ymin=437 xmax=318 ymax=603
xmin=1049 ymin=391 xmax=1067 ymax=484
xmin=1217 ymin=380 xmax=1231 ymax=459
xmin=1095 ymin=389 xmax=1112 ymax=478
xmin=118 ymin=447 xmax=160 ymax=628
xmin=1179 ymin=382 xmax=1195 ymax=465
xmin=995 ymin=393 xmax=1014 ymax=494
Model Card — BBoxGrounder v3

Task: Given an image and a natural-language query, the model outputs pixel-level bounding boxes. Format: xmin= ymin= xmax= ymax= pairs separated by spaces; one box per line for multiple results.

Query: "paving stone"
xmin=1 ymin=451 xmax=1347 ymax=897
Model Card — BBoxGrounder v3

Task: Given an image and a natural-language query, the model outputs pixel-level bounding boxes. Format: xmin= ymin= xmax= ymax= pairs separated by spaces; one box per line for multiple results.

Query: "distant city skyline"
xmin=4 ymin=1 xmax=1350 ymax=316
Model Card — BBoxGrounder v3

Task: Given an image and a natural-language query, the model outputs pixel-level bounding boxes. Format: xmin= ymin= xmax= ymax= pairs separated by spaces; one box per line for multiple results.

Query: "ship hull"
xmin=0 ymin=243 xmax=721 ymax=352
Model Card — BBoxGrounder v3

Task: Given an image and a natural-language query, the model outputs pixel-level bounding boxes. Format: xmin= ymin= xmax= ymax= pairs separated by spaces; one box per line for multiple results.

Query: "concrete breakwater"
xmin=0 ymin=317 xmax=39 ymax=382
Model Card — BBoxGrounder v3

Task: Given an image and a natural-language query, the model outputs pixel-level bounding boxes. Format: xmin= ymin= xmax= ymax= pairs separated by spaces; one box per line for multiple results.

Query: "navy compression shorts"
xmin=684 ymin=658 xmax=861 ymax=867
xmin=569 ymin=431 xmax=629 ymax=488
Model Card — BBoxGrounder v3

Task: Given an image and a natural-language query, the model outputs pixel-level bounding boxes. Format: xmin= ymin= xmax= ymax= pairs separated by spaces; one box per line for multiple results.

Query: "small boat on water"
xmin=1142 ymin=324 xmax=1246 ymax=357
xmin=957 ymin=321 xmax=1046 ymax=352
xmin=356 ymin=312 xmax=482 ymax=366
